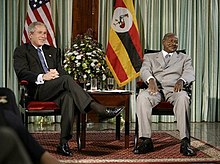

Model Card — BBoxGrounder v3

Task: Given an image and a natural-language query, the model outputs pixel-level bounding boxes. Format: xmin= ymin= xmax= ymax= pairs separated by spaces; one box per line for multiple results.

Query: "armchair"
xmin=19 ymin=80 xmax=82 ymax=150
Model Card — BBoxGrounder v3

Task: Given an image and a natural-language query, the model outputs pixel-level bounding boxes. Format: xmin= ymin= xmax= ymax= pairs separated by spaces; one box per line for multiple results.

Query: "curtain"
xmin=0 ymin=0 xmax=219 ymax=122
xmin=0 ymin=0 xmax=73 ymax=100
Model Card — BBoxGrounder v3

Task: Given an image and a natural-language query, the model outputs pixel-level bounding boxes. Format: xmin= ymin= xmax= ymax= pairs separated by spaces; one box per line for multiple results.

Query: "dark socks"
xmin=181 ymin=137 xmax=189 ymax=144
xmin=60 ymin=135 xmax=72 ymax=144
xmin=140 ymin=137 xmax=151 ymax=141
xmin=88 ymin=101 xmax=106 ymax=114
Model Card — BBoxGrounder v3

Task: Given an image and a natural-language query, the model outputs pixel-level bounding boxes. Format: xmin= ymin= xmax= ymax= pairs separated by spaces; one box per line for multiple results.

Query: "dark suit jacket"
xmin=13 ymin=43 xmax=67 ymax=99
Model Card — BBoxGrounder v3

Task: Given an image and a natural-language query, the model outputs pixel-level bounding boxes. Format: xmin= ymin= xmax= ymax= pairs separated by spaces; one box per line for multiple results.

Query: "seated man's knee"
xmin=61 ymin=75 xmax=72 ymax=81
xmin=61 ymin=75 xmax=79 ymax=86
xmin=137 ymin=90 xmax=161 ymax=105
xmin=57 ymin=92 xmax=73 ymax=103
xmin=137 ymin=91 xmax=149 ymax=103
xmin=177 ymin=91 xmax=189 ymax=99
xmin=176 ymin=91 xmax=190 ymax=103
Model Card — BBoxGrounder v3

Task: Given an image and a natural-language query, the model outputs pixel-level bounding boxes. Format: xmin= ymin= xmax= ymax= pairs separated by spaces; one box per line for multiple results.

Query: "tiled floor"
xmin=28 ymin=119 xmax=220 ymax=149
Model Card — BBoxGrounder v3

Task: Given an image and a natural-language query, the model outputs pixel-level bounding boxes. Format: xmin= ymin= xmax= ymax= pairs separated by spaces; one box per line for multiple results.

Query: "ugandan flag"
xmin=106 ymin=0 xmax=143 ymax=87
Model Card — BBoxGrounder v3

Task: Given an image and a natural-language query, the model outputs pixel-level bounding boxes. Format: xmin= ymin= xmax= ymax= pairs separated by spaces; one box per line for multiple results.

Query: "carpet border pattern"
xmin=33 ymin=130 xmax=220 ymax=163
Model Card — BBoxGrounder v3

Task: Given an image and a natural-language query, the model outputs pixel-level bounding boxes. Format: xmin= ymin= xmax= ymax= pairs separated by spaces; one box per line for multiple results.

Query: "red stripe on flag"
xmin=129 ymin=23 xmax=143 ymax=59
xmin=26 ymin=15 xmax=32 ymax=25
xmin=23 ymin=30 xmax=29 ymax=43
xmin=33 ymin=9 xmax=43 ymax=22
xmin=42 ymin=4 xmax=55 ymax=32
xmin=106 ymin=44 xmax=128 ymax=82
xmin=115 ymin=0 xmax=126 ymax=8
xmin=46 ymin=33 xmax=53 ymax=46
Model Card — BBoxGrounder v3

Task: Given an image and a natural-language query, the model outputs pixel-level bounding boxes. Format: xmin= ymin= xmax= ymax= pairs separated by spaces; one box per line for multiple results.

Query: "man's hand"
xmin=174 ymin=79 xmax=184 ymax=92
xmin=42 ymin=69 xmax=59 ymax=81
xmin=147 ymin=78 xmax=158 ymax=95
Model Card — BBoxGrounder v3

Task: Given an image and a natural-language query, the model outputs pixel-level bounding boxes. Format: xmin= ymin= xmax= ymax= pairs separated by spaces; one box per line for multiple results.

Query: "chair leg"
xmin=116 ymin=114 xmax=121 ymax=140
xmin=134 ymin=114 xmax=139 ymax=150
xmin=54 ymin=115 xmax=57 ymax=123
xmin=76 ymin=111 xmax=81 ymax=151
xmin=81 ymin=114 xmax=86 ymax=149
xmin=21 ymin=112 xmax=25 ymax=124
xmin=186 ymin=110 xmax=191 ymax=143
xmin=24 ymin=112 xmax=28 ymax=127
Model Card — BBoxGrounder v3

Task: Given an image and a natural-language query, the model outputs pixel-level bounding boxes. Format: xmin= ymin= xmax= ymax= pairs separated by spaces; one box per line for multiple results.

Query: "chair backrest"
xmin=144 ymin=49 xmax=186 ymax=54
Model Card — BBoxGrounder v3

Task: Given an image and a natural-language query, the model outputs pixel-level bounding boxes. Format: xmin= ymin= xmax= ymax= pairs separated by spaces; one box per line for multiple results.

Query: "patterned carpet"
xmin=32 ymin=131 xmax=220 ymax=164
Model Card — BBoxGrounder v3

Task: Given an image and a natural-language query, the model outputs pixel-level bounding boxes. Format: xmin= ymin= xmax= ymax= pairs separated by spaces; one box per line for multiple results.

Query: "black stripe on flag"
xmin=117 ymin=32 xmax=142 ymax=72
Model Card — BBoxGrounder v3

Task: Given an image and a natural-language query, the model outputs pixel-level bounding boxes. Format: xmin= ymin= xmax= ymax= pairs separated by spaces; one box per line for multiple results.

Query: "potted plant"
xmin=63 ymin=29 xmax=112 ymax=89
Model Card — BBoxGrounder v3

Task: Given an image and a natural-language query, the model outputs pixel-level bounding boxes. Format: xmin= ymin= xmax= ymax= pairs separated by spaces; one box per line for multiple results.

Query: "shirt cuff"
xmin=35 ymin=74 xmax=44 ymax=85
xmin=146 ymin=76 xmax=155 ymax=83
xmin=179 ymin=78 xmax=186 ymax=84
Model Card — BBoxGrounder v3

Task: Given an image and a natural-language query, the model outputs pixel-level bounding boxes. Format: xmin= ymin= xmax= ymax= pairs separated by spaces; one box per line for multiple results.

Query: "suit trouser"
xmin=136 ymin=90 xmax=190 ymax=140
xmin=36 ymin=75 xmax=93 ymax=143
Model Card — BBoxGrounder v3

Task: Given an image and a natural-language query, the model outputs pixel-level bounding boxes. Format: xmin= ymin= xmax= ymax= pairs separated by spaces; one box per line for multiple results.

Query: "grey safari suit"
xmin=136 ymin=51 xmax=195 ymax=139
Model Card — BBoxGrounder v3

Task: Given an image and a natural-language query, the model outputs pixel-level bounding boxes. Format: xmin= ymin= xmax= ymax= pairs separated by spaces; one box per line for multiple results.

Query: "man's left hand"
xmin=174 ymin=79 xmax=184 ymax=92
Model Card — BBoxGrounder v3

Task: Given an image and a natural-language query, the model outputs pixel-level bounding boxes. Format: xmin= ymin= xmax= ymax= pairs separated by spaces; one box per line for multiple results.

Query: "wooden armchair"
xmin=19 ymin=80 xmax=82 ymax=150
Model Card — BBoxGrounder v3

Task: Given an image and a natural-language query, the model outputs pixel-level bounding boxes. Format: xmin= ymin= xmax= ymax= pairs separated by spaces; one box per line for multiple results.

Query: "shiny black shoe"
xmin=99 ymin=106 xmax=125 ymax=121
xmin=133 ymin=138 xmax=154 ymax=154
xmin=57 ymin=143 xmax=73 ymax=156
xmin=180 ymin=138 xmax=196 ymax=156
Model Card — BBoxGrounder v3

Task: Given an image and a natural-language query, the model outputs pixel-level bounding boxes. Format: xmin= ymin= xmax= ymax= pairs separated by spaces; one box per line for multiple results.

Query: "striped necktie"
xmin=37 ymin=48 xmax=48 ymax=73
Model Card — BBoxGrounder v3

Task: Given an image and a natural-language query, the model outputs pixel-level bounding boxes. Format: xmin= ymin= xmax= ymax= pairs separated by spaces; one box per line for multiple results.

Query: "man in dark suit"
xmin=13 ymin=21 xmax=124 ymax=156
xmin=134 ymin=33 xmax=196 ymax=156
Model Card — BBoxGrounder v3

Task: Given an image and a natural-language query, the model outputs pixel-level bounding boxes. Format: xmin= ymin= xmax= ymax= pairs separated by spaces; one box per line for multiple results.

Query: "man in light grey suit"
xmin=134 ymin=33 xmax=196 ymax=156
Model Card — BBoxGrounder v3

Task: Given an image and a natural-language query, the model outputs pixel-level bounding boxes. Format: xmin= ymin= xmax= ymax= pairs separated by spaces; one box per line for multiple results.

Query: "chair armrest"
xmin=136 ymin=80 xmax=147 ymax=96
xmin=19 ymin=80 xmax=29 ymax=107
xmin=137 ymin=80 xmax=147 ymax=89
xmin=19 ymin=80 xmax=29 ymax=86
xmin=183 ymin=82 xmax=193 ymax=98
xmin=136 ymin=80 xmax=193 ymax=98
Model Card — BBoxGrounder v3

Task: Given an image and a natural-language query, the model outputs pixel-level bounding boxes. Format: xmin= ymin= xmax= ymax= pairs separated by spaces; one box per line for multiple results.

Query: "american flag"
xmin=22 ymin=0 xmax=56 ymax=47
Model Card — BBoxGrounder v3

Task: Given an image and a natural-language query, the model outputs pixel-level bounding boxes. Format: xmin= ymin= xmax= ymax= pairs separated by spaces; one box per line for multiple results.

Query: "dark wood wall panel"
xmin=72 ymin=0 xmax=99 ymax=41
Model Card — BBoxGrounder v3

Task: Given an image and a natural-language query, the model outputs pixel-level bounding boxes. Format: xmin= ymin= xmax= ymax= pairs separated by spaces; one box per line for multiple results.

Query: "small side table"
xmin=80 ymin=90 xmax=132 ymax=149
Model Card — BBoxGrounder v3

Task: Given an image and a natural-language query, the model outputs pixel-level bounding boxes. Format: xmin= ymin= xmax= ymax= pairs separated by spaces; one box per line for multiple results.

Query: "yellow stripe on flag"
xmin=108 ymin=28 xmax=137 ymax=78
xmin=123 ymin=0 xmax=139 ymax=33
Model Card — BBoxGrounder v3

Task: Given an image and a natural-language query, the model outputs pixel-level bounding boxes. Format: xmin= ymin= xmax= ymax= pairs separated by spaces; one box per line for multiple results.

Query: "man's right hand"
xmin=42 ymin=69 xmax=59 ymax=81
xmin=147 ymin=78 xmax=158 ymax=95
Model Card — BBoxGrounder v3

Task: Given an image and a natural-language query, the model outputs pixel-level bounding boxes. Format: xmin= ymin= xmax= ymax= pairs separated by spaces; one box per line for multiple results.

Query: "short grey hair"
xmin=162 ymin=33 xmax=177 ymax=41
xmin=28 ymin=21 xmax=47 ymax=33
